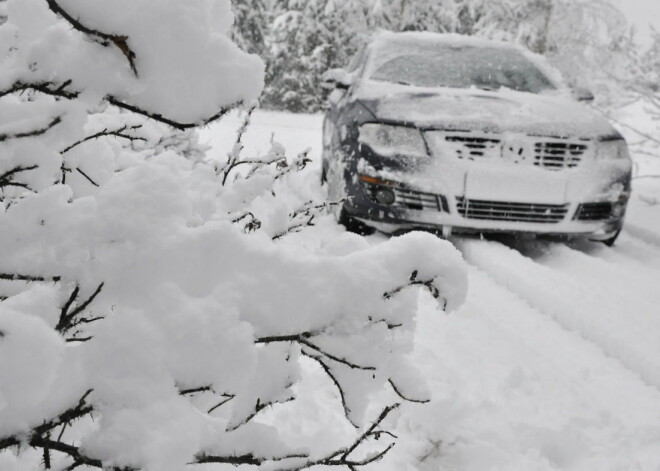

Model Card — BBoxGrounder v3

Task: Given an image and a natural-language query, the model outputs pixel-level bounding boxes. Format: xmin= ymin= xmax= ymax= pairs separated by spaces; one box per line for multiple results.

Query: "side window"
xmin=346 ymin=44 xmax=366 ymax=73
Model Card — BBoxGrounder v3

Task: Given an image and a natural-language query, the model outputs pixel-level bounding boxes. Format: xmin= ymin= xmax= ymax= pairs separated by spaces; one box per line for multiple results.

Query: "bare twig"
xmin=107 ymin=96 xmax=239 ymax=131
xmin=56 ymin=283 xmax=105 ymax=339
xmin=179 ymin=386 xmax=214 ymax=396
xmin=231 ymin=211 xmax=262 ymax=233
xmin=272 ymin=150 xmax=312 ymax=181
xmin=388 ymin=379 xmax=429 ymax=404
xmin=256 ymin=332 xmax=375 ymax=371
xmin=0 ymin=80 xmax=79 ymax=100
xmin=0 ymin=165 xmax=38 ymax=193
xmin=226 ymin=395 xmax=295 ymax=431
xmin=219 ymin=154 xmax=285 ymax=186
xmin=0 ymin=273 xmax=61 ymax=282
xmin=207 ymin=394 xmax=236 ymax=414
xmin=384 ymin=271 xmax=443 ymax=306
xmin=193 ymin=453 xmax=307 ymax=467
xmin=302 ymin=351 xmax=353 ymax=424
xmin=60 ymin=125 xmax=145 ymax=154
xmin=74 ymin=168 xmax=100 ymax=187
xmin=272 ymin=200 xmax=344 ymax=240
xmin=194 ymin=404 xmax=399 ymax=471
xmin=0 ymin=116 xmax=62 ymax=143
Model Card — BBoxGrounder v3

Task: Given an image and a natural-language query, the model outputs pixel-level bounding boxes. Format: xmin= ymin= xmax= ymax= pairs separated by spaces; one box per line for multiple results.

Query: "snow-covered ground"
xmin=201 ymin=110 xmax=660 ymax=470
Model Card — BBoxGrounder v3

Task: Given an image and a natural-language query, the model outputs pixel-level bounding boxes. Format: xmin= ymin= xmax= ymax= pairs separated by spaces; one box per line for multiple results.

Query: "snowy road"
xmin=202 ymin=110 xmax=660 ymax=470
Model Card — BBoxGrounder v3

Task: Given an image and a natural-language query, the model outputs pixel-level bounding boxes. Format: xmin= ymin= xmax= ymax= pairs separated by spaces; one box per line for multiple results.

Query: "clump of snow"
xmin=2 ymin=0 xmax=264 ymax=123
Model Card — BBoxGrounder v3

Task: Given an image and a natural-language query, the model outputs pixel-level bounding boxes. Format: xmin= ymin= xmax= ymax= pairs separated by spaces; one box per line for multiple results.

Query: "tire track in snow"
xmin=604 ymin=231 xmax=660 ymax=269
xmin=409 ymin=266 xmax=660 ymax=468
xmin=624 ymin=223 xmax=660 ymax=248
xmin=455 ymin=238 xmax=660 ymax=392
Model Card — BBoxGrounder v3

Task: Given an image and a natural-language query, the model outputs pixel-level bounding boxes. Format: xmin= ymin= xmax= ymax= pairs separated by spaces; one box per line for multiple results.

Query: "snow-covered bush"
xmin=0 ymin=1 xmax=468 ymax=471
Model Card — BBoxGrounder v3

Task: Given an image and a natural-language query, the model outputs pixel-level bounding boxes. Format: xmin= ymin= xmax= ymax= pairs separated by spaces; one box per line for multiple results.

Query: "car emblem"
xmin=502 ymin=138 xmax=529 ymax=163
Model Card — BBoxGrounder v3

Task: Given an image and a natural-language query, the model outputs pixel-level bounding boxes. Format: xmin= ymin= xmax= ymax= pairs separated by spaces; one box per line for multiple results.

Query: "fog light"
xmin=612 ymin=203 xmax=625 ymax=218
xmin=375 ymin=188 xmax=395 ymax=205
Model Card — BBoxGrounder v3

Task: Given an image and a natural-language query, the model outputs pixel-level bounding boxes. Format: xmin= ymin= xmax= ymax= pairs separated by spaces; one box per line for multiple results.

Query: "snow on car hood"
xmin=355 ymin=81 xmax=619 ymax=139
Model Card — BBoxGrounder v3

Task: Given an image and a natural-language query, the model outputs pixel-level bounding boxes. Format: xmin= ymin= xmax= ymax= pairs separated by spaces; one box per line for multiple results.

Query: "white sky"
xmin=616 ymin=0 xmax=659 ymax=47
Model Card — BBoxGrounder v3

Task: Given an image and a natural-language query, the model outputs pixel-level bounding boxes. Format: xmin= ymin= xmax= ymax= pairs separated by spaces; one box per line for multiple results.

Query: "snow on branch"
xmin=60 ymin=125 xmax=145 ymax=155
xmin=106 ymin=96 xmax=240 ymax=131
xmin=0 ymin=80 xmax=79 ymax=100
xmin=272 ymin=200 xmax=344 ymax=240
xmin=44 ymin=0 xmax=138 ymax=76
xmin=256 ymin=332 xmax=376 ymax=371
xmin=384 ymin=270 xmax=446 ymax=308
xmin=0 ymin=116 xmax=62 ymax=143
xmin=0 ymin=273 xmax=61 ymax=282
xmin=0 ymin=389 xmax=96 ymax=466
xmin=194 ymin=403 xmax=400 ymax=471
xmin=0 ymin=165 xmax=38 ymax=193
xmin=56 ymin=283 xmax=105 ymax=341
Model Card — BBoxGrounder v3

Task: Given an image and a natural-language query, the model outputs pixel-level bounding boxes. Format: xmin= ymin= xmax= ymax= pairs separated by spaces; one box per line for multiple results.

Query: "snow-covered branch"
xmin=44 ymin=0 xmax=138 ymax=76
xmin=0 ymin=116 xmax=62 ymax=143
xmin=0 ymin=2 xmax=468 ymax=471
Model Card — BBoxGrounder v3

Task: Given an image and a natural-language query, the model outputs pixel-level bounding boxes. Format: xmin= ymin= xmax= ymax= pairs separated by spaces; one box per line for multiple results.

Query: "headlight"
xmin=358 ymin=123 xmax=427 ymax=159
xmin=596 ymin=139 xmax=630 ymax=160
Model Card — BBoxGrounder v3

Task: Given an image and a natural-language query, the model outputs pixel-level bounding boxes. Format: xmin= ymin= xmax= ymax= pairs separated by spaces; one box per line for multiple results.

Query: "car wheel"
xmin=320 ymin=164 xmax=327 ymax=185
xmin=338 ymin=208 xmax=375 ymax=235
xmin=598 ymin=229 xmax=621 ymax=247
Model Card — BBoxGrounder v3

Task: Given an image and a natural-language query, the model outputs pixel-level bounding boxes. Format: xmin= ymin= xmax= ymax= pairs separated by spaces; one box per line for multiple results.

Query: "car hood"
xmin=354 ymin=82 xmax=619 ymax=139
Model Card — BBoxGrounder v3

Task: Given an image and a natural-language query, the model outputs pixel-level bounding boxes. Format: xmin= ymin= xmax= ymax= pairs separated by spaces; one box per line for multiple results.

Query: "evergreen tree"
xmin=234 ymin=0 xmax=635 ymax=112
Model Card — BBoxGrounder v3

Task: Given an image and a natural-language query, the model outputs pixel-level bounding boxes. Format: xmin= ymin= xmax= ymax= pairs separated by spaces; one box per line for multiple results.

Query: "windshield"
xmin=368 ymin=45 xmax=556 ymax=93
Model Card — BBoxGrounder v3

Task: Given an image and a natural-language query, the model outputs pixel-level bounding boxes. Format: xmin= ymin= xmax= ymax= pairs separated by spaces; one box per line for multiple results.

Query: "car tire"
xmin=338 ymin=208 xmax=375 ymax=235
xmin=320 ymin=164 xmax=327 ymax=185
xmin=598 ymin=229 xmax=621 ymax=247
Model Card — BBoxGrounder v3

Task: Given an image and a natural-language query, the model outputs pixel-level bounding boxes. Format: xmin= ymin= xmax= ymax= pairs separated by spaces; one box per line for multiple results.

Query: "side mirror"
xmin=571 ymin=86 xmax=594 ymax=102
xmin=321 ymin=68 xmax=353 ymax=90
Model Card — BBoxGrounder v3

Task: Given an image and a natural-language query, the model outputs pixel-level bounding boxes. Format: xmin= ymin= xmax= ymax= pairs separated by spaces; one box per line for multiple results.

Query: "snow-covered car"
xmin=321 ymin=32 xmax=632 ymax=245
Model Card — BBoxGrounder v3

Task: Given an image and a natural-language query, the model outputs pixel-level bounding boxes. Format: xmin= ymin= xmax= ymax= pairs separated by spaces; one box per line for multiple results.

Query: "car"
xmin=321 ymin=31 xmax=632 ymax=245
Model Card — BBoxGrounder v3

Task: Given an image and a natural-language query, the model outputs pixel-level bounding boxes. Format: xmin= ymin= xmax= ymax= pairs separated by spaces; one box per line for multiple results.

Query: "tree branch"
xmin=388 ymin=379 xmax=429 ymax=404
xmin=302 ymin=351 xmax=353 ymax=425
xmin=0 ymin=273 xmax=61 ymax=282
xmin=272 ymin=200 xmax=344 ymax=240
xmin=107 ymin=96 xmax=239 ymax=131
xmin=0 ymin=165 xmax=38 ymax=194
xmin=383 ymin=271 xmax=445 ymax=308
xmin=57 ymin=283 xmax=105 ymax=340
xmin=0 ymin=80 xmax=79 ymax=100
xmin=194 ymin=406 xmax=398 ymax=470
xmin=256 ymin=331 xmax=375 ymax=371
xmin=193 ymin=453 xmax=308 ymax=467
xmin=231 ymin=211 xmax=262 ymax=233
xmin=60 ymin=125 xmax=145 ymax=154
xmin=44 ymin=0 xmax=138 ymax=76
xmin=0 ymin=116 xmax=62 ymax=143
xmin=75 ymin=168 xmax=100 ymax=187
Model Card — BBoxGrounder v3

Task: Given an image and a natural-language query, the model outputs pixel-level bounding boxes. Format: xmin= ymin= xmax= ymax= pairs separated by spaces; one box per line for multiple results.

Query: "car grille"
xmin=534 ymin=141 xmax=588 ymax=170
xmin=573 ymin=202 xmax=613 ymax=221
xmin=393 ymin=187 xmax=449 ymax=212
xmin=456 ymin=197 xmax=569 ymax=223
xmin=444 ymin=135 xmax=501 ymax=160
xmin=428 ymin=132 xmax=590 ymax=169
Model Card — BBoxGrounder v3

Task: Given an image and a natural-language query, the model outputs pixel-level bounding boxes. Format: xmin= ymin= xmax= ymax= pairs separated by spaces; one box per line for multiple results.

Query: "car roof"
xmin=362 ymin=31 xmax=565 ymax=88
xmin=368 ymin=31 xmax=523 ymax=54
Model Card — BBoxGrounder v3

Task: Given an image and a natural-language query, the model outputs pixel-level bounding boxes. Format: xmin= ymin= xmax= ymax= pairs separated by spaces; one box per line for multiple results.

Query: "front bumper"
xmin=345 ymin=176 xmax=629 ymax=240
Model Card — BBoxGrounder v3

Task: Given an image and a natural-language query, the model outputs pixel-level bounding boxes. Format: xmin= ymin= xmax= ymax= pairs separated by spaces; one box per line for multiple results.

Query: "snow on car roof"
xmin=364 ymin=31 xmax=565 ymax=90
xmin=370 ymin=30 xmax=520 ymax=50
